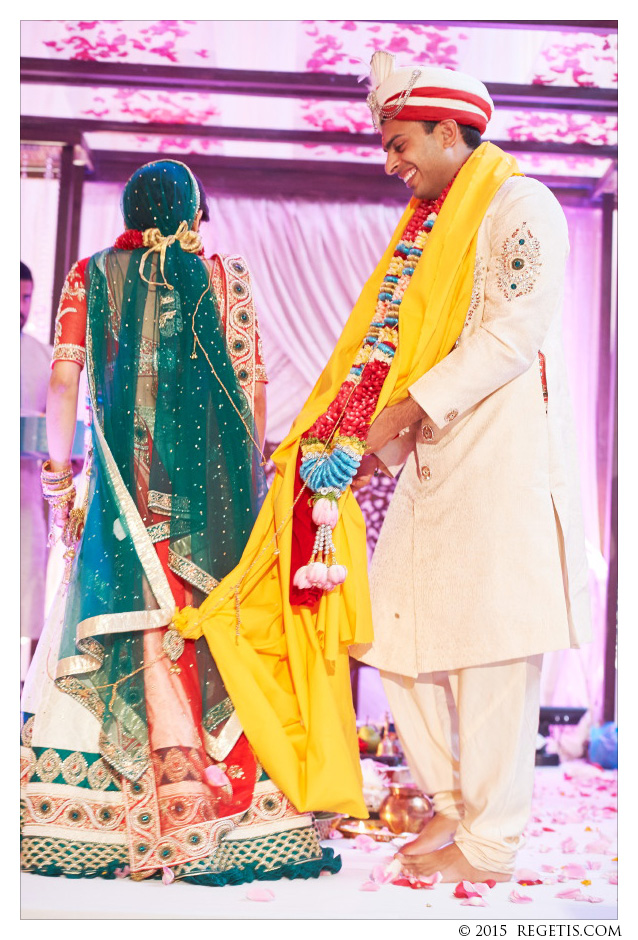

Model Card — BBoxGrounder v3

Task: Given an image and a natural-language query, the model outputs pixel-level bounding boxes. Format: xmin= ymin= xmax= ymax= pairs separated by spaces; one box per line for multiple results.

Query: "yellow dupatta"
xmin=175 ymin=143 xmax=521 ymax=817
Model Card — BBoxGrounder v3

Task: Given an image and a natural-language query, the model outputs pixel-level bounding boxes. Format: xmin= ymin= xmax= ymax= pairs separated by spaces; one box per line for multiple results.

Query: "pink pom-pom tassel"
xmin=293 ymin=565 xmax=311 ymax=589
xmin=307 ymin=561 xmax=328 ymax=585
xmin=327 ymin=564 xmax=348 ymax=585
xmin=312 ymin=498 xmax=338 ymax=527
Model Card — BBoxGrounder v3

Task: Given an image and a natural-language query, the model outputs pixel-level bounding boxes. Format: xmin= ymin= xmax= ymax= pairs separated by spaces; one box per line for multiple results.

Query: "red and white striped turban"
xmin=366 ymin=51 xmax=493 ymax=134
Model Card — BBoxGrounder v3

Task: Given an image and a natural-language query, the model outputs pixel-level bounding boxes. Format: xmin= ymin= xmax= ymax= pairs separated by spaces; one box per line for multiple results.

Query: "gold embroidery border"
xmin=52 ymin=343 xmax=86 ymax=367
xmin=167 ymin=548 xmax=219 ymax=596
xmin=203 ymin=712 xmax=243 ymax=762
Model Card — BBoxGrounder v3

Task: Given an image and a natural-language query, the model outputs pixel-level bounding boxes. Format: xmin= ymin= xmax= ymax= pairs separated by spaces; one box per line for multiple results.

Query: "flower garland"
xmin=294 ymin=179 xmax=455 ymax=594
xmin=114 ymin=230 xmax=205 ymax=256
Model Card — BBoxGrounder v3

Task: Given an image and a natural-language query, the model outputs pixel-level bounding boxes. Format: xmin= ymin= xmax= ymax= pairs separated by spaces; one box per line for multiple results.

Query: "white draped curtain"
xmin=23 ymin=179 xmax=612 ymax=718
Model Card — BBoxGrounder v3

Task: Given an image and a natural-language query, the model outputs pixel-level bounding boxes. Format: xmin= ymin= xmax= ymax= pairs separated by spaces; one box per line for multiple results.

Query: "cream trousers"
xmin=381 ymin=654 xmax=543 ymax=874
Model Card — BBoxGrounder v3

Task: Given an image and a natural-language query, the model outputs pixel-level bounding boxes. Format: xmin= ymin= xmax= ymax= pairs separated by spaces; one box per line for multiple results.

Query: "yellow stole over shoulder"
xmin=175 ymin=143 xmax=520 ymax=817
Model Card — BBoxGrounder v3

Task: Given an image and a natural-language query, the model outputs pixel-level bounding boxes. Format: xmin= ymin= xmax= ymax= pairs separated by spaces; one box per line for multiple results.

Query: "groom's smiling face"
xmin=381 ymin=119 xmax=460 ymax=201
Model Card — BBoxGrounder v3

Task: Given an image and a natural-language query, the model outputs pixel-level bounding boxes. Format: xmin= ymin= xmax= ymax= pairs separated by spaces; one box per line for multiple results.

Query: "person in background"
xmin=21 ymin=159 xmax=340 ymax=885
xmin=20 ymin=261 xmax=52 ymax=674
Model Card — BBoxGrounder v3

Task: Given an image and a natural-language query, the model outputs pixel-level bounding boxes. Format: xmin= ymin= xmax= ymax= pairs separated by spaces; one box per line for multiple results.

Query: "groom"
xmin=350 ymin=54 xmax=591 ymax=883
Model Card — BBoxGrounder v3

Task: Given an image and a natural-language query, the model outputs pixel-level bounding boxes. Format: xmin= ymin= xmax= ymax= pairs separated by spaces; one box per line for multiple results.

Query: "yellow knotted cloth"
xmin=174 ymin=143 xmax=521 ymax=818
xmin=139 ymin=220 xmax=203 ymax=290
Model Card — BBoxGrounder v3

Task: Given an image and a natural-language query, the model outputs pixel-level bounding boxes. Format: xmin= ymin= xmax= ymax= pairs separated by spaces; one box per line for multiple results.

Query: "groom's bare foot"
xmin=399 ymin=813 xmax=458 ymax=855
xmin=399 ymin=842 xmax=511 ymax=884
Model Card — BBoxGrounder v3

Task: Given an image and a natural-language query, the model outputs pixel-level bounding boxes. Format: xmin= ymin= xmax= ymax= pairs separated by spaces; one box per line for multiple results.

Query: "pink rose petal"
xmin=561 ymin=837 xmax=578 ymax=854
xmin=245 ymin=886 xmax=275 ymax=902
xmin=370 ymin=864 xmax=395 ymax=885
xmin=509 ymin=889 xmax=533 ymax=903
xmin=541 ymin=865 xmax=556 ymax=873
xmin=353 ymin=834 xmax=379 ymax=852
xmin=461 ymin=896 xmax=488 ymax=907
xmin=564 ymin=864 xmax=587 ymax=879
xmin=328 ymin=829 xmax=344 ymax=839
xmin=585 ymin=860 xmax=602 ymax=870
xmin=579 ymin=895 xmax=604 ymax=904
xmin=514 ymin=868 xmax=542 ymax=882
xmin=162 ymin=866 xmax=175 ymax=885
xmin=543 ymin=876 xmax=557 ymax=885
xmin=585 ymin=840 xmax=614 ymax=854
xmin=114 ymin=865 xmax=130 ymax=878
xmin=556 ymin=888 xmax=585 ymax=900
xmin=608 ymin=872 xmax=618 ymax=885
xmin=204 ymin=765 xmax=231 ymax=788
xmin=538 ymin=846 xmax=552 ymax=854
xmin=359 ymin=881 xmax=381 ymax=891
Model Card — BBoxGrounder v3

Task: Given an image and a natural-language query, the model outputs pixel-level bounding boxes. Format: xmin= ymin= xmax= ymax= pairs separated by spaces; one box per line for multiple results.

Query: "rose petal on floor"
xmin=245 ymin=886 xmax=275 ymax=902
xmin=509 ymin=889 xmax=533 ymax=903
xmin=360 ymin=881 xmax=381 ymax=891
xmin=561 ymin=837 xmax=578 ymax=853
xmin=161 ymin=866 xmax=175 ymax=885
xmin=353 ymin=835 xmax=379 ymax=852
xmin=556 ymin=888 xmax=585 ymax=900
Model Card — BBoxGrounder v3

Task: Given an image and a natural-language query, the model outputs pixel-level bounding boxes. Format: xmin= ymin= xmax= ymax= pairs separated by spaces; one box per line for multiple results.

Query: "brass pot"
xmin=378 ymin=784 xmax=434 ymax=835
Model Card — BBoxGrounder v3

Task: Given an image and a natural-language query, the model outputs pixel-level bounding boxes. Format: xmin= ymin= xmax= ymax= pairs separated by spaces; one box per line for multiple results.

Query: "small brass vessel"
xmin=378 ymin=784 xmax=434 ymax=835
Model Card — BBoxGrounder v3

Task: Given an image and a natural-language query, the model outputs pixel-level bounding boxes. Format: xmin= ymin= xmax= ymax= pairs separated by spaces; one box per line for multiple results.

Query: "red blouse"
xmin=52 ymin=253 xmax=268 ymax=389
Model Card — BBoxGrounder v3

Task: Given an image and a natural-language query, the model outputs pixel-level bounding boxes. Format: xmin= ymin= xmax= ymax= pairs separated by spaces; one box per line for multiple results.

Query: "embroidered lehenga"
xmin=20 ymin=160 xmax=339 ymax=885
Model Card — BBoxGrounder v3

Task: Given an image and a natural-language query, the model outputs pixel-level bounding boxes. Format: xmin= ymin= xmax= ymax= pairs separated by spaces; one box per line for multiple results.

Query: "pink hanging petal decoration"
xmin=245 ymin=885 xmax=275 ymax=902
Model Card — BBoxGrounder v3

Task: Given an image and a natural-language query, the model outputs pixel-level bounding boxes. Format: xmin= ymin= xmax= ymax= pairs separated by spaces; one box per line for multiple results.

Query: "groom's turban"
xmin=366 ymin=51 xmax=494 ymax=135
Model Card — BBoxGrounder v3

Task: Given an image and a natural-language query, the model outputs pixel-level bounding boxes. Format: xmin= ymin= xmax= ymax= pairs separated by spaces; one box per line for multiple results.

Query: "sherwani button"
xmin=421 ymin=423 xmax=434 ymax=441
xmin=421 ymin=466 xmax=431 ymax=481
xmin=445 ymin=409 xmax=458 ymax=423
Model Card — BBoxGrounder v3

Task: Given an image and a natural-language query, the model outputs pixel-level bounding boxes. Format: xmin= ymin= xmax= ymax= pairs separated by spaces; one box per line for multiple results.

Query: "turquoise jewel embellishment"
xmin=511 ymin=258 xmax=525 ymax=270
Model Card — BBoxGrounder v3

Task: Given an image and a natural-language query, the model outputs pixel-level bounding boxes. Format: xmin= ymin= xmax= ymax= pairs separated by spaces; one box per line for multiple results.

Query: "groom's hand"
xmin=351 ymin=454 xmax=381 ymax=491
xmin=365 ymin=396 xmax=425 ymax=453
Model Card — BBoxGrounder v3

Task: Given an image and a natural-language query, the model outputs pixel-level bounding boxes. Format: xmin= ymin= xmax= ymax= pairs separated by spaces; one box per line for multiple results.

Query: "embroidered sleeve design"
xmin=52 ymin=259 xmax=88 ymax=368
xmin=221 ymin=255 xmax=257 ymax=388
xmin=497 ymin=224 xmax=542 ymax=301
xmin=453 ymin=254 xmax=486 ymax=350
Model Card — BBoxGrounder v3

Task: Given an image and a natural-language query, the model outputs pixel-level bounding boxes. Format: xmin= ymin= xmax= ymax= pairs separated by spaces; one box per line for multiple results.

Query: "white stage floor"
xmin=21 ymin=761 xmax=617 ymax=922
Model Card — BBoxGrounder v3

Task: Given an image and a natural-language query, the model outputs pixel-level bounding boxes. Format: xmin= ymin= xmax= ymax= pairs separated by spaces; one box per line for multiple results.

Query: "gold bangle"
xmin=41 ymin=459 xmax=73 ymax=482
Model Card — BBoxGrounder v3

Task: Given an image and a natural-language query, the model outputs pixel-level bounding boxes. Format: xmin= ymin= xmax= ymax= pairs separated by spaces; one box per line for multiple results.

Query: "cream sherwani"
xmin=350 ymin=174 xmax=592 ymax=873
